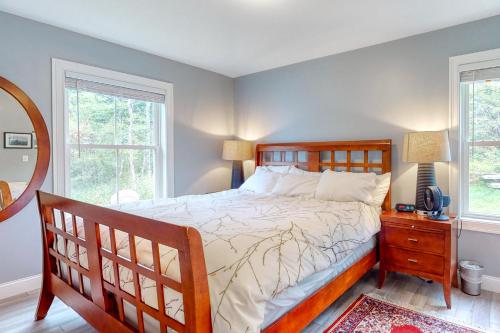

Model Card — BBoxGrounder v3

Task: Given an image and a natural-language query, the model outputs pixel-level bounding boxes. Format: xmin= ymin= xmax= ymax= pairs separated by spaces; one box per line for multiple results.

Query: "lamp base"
xmin=415 ymin=163 xmax=436 ymax=213
xmin=231 ymin=160 xmax=244 ymax=189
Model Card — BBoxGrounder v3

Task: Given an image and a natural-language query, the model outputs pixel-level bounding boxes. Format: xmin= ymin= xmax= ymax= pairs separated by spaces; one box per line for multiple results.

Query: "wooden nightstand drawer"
xmin=384 ymin=225 xmax=444 ymax=255
xmin=385 ymin=247 xmax=444 ymax=276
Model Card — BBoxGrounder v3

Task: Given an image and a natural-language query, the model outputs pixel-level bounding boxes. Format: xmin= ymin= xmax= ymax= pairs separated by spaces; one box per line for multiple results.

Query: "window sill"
xmin=460 ymin=218 xmax=500 ymax=235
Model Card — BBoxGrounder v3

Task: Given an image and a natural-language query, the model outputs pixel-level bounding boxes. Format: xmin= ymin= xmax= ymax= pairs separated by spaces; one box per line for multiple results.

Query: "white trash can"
xmin=459 ymin=260 xmax=484 ymax=296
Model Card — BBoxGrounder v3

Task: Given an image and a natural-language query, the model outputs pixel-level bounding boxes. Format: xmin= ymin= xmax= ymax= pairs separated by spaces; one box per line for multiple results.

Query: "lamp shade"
xmin=403 ymin=130 xmax=451 ymax=163
xmin=222 ymin=140 xmax=253 ymax=161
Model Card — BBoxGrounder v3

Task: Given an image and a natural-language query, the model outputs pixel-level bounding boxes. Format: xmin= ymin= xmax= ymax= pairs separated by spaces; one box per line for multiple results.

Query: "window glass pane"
xmin=116 ymin=99 xmax=156 ymax=146
xmin=66 ymin=88 xmax=115 ymax=145
xmin=468 ymin=146 xmax=500 ymax=215
xmin=466 ymin=79 xmax=500 ymax=142
xmin=69 ymin=148 xmax=117 ymax=205
xmin=118 ymin=149 xmax=156 ymax=203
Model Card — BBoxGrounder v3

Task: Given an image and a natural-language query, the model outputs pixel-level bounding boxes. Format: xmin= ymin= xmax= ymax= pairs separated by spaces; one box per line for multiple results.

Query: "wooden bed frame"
xmin=36 ymin=139 xmax=392 ymax=333
xmin=0 ymin=180 xmax=13 ymax=209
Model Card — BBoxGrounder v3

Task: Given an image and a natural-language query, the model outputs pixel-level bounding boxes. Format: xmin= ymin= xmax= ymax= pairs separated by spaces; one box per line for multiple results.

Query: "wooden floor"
xmin=0 ymin=268 xmax=499 ymax=332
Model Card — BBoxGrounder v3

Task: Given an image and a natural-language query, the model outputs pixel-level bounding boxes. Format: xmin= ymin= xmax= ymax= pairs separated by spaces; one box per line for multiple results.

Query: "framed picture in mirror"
xmin=4 ymin=132 xmax=33 ymax=149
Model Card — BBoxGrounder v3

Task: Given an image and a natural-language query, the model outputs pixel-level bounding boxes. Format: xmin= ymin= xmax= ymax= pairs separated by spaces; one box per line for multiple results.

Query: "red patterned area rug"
xmin=324 ymin=294 xmax=482 ymax=333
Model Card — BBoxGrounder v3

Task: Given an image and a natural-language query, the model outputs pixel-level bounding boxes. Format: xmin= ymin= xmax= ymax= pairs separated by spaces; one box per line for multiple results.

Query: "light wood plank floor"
xmin=0 ymin=268 xmax=498 ymax=332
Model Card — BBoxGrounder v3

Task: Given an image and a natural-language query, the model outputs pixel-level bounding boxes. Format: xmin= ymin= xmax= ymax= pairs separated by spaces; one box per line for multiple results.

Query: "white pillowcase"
xmin=288 ymin=166 xmax=317 ymax=175
xmin=315 ymin=170 xmax=377 ymax=203
xmin=240 ymin=171 xmax=281 ymax=193
xmin=255 ymin=165 xmax=292 ymax=175
xmin=369 ymin=172 xmax=391 ymax=207
xmin=272 ymin=173 xmax=320 ymax=197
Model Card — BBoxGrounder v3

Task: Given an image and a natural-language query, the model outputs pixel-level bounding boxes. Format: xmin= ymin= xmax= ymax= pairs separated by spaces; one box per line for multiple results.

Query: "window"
xmin=460 ymin=68 xmax=500 ymax=219
xmin=450 ymin=49 xmax=500 ymax=224
xmin=53 ymin=60 xmax=174 ymax=206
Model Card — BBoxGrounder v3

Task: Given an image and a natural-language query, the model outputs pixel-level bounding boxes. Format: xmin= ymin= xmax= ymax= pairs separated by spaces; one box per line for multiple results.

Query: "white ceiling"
xmin=1 ymin=0 xmax=500 ymax=77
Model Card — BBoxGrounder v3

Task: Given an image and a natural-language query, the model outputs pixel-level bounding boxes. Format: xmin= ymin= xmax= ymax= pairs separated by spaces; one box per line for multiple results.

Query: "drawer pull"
xmin=408 ymin=238 xmax=418 ymax=242
xmin=411 ymin=225 xmax=415 ymax=229
xmin=407 ymin=258 xmax=418 ymax=263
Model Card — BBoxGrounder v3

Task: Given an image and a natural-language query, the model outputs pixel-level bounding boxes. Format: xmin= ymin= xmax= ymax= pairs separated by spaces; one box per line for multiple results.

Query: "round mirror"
xmin=0 ymin=76 xmax=49 ymax=222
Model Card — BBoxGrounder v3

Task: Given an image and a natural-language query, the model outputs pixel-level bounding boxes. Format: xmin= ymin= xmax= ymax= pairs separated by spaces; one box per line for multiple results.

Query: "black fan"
xmin=423 ymin=186 xmax=450 ymax=221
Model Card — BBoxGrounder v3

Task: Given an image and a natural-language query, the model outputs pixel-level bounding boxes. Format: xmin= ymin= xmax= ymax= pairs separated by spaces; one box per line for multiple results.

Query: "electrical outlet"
xmin=22 ymin=155 xmax=29 ymax=162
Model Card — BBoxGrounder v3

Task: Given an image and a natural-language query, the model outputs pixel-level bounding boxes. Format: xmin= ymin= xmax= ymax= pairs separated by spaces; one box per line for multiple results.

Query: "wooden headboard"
xmin=255 ymin=139 xmax=392 ymax=211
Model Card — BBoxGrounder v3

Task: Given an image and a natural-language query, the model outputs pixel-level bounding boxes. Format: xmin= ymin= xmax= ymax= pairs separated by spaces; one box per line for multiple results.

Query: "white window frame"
xmin=52 ymin=59 xmax=174 ymax=202
xmin=449 ymin=48 xmax=500 ymax=234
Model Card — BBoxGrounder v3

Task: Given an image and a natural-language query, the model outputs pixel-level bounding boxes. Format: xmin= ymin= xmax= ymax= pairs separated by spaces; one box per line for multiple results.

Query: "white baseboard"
xmin=0 ymin=272 xmax=498 ymax=303
xmin=482 ymin=274 xmax=500 ymax=293
xmin=0 ymin=274 xmax=41 ymax=301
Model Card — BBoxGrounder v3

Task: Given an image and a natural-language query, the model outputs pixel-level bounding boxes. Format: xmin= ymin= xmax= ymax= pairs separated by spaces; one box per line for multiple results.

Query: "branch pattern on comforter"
xmin=62 ymin=190 xmax=380 ymax=333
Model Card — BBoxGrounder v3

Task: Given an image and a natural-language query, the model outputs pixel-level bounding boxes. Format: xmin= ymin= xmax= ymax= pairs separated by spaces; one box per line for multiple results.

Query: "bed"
xmin=35 ymin=139 xmax=392 ymax=333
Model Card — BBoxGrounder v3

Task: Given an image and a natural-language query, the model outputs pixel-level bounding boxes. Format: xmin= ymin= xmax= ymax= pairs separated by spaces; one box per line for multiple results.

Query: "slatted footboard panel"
xmin=36 ymin=191 xmax=211 ymax=333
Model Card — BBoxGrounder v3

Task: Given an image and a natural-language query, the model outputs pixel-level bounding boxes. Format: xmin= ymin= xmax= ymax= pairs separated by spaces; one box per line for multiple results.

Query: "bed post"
xmin=181 ymin=227 xmax=212 ymax=332
xmin=35 ymin=191 xmax=55 ymax=320
xmin=382 ymin=144 xmax=392 ymax=211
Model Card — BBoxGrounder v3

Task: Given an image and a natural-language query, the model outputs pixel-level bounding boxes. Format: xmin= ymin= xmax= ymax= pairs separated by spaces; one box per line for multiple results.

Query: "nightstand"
xmin=378 ymin=210 xmax=458 ymax=309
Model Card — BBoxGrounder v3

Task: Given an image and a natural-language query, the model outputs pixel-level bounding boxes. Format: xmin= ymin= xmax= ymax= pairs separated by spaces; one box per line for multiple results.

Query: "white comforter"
xmin=64 ymin=190 xmax=380 ymax=333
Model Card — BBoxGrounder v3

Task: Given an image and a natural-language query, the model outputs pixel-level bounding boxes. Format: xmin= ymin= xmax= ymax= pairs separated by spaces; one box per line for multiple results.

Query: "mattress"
xmin=57 ymin=190 xmax=381 ymax=333
xmin=261 ymin=236 xmax=376 ymax=328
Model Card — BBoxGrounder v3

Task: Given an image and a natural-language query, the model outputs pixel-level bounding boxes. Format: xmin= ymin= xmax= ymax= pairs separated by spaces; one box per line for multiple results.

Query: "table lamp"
xmin=403 ymin=130 xmax=451 ymax=215
xmin=223 ymin=140 xmax=253 ymax=189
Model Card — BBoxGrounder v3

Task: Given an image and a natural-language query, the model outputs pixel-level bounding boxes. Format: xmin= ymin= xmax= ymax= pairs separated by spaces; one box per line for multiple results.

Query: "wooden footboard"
xmin=35 ymin=191 xmax=212 ymax=333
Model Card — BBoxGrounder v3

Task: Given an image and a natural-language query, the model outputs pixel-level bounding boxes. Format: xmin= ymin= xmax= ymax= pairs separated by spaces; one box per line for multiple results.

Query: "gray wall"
xmin=0 ymin=11 xmax=234 ymax=283
xmin=0 ymin=89 xmax=36 ymax=183
xmin=1 ymin=9 xmax=499 ymax=285
xmin=235 ymin=16 xmax=500 ymax=276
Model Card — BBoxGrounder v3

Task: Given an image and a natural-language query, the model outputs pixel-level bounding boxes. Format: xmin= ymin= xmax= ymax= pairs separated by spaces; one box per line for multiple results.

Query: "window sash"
xmin=459 ymin=76 xmax=500 ymax=221
xmin=461 ymin=141 xmax=500 ymax=219
xmin=63 ymin=80 xmax=164 ymax=204
xmin=65 ymin=145 xmax=159 ymax=204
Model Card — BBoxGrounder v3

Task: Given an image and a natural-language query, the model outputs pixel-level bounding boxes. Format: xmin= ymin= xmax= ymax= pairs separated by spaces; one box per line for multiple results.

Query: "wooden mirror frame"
xmin=0 ymin=76 xmax=50 ymax=222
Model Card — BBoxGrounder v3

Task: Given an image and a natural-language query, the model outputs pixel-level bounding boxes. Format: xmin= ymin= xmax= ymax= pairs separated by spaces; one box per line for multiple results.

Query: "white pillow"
xmin=315 ymin=170 xmax=377 ymax=203
xmin=255 ymin=165 xmax=291 ymax=175
xmin=288 ymin=166 xmax=318 ymax=175
xmin=240 ymin=171 xmax=281 ymax=193
xmin=368 ymin=172 xmax=391 ymax=207
xmin=272 ymin=173 xmax=320 ymax=197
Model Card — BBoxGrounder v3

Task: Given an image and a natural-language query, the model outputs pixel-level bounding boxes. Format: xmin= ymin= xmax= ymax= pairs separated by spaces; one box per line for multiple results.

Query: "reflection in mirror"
xmin=0 ymin=88 xmax=36 ymax=211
